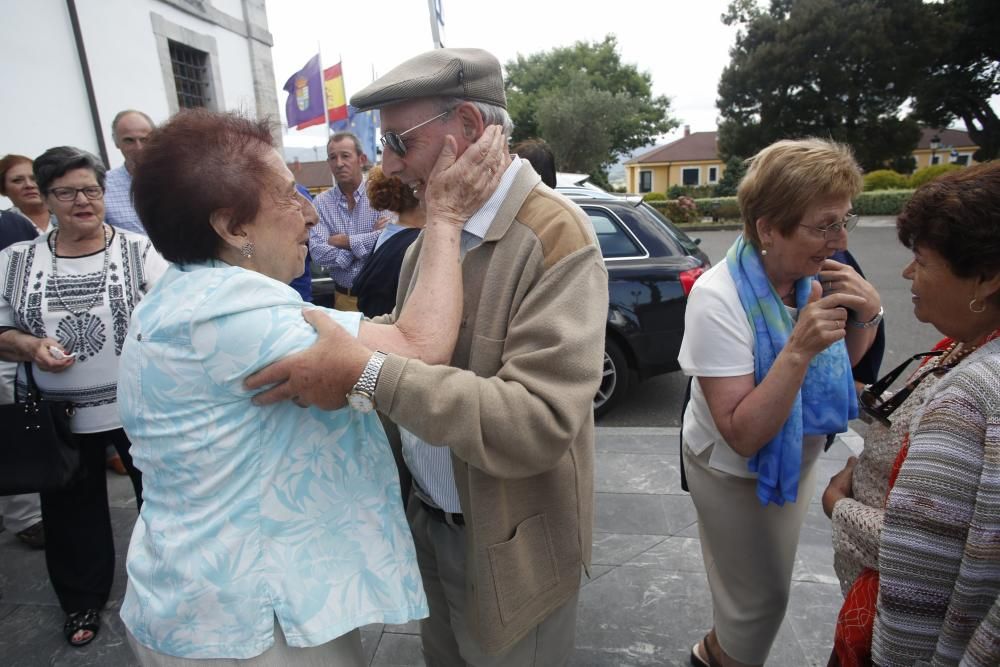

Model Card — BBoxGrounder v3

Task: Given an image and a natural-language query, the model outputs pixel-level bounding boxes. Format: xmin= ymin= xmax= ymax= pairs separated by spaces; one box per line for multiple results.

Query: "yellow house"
xmin=625 ymin=128 xmax=724 ymax=194
xmin=912 ymin=127 xmax=980 ymax=170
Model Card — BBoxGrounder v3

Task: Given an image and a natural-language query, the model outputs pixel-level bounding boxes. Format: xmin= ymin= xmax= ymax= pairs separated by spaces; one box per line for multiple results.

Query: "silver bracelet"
xmin=849 ymin=305 xmax=883 ymax=329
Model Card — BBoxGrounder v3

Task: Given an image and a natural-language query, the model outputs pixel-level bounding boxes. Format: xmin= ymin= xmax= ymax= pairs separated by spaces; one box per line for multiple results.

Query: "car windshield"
xmin=634 ymin=201 xmax=702 ymax=253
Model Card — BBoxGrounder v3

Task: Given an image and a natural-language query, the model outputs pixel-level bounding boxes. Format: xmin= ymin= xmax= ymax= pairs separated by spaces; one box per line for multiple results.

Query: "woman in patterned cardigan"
xmin=826 ymin=161 xmax=1000 ymax=665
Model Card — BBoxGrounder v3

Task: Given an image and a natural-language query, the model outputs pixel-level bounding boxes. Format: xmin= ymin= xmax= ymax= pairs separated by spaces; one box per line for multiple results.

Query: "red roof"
xmin=628 ymin=132 xmax=719 ymax=164
xmin=916 ymin=127 xmax=976 ymax=149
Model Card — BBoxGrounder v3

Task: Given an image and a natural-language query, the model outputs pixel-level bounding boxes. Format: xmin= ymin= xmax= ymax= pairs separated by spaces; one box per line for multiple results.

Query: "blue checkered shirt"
xmin=308 ymin=181 xmax=384 ymax=289
xmin=104 ymin=166 xmax=146 ymax=235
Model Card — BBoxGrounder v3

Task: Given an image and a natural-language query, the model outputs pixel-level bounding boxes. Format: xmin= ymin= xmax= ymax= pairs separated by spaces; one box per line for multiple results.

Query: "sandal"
xmin=64 ymin=609 xmax=100 ymax=647
xmin=691 ymin=633 xmax=723 ymax=667
xmin=16 ymin=521 xmax=45 ymax=549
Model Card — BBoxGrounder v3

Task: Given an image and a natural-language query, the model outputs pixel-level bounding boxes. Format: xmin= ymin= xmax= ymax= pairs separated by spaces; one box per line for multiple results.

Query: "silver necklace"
xmin=48 ymin=225 xmax=112 ymax=317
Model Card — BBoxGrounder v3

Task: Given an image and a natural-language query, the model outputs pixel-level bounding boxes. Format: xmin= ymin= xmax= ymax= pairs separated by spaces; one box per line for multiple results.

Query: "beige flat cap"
xmin=351 ymin=48 xmax=506 ymax=111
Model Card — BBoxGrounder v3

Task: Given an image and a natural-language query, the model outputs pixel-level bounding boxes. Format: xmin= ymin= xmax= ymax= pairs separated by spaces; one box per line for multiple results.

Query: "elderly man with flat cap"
xmin=247 ymin=48 xmax=608 ymax=666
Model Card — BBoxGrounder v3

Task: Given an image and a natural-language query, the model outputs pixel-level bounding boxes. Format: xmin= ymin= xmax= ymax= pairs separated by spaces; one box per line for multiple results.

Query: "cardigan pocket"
xmin=487 ymin=513 xmax=560 ymax=625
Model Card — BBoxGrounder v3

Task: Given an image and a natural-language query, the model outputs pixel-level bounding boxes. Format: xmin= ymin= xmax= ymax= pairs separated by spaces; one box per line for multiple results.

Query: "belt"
xmin=334 ymin=284 xmax=354 ymax=296
xmin=418 ymin=498 xmax=464 ymax=526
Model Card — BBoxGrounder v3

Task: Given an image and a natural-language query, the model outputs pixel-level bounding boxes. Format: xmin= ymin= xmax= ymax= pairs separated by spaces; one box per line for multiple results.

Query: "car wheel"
xmin=594 ymin=338 xmax=629 ymax=418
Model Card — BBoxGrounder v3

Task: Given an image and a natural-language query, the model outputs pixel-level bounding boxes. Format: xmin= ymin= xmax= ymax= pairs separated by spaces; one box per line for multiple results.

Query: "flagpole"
xmin=317 ymin=41 xmax=331 ymax=140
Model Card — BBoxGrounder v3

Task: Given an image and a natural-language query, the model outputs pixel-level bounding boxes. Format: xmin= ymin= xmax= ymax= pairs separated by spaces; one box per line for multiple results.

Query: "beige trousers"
xmin=683 ymin=443 xmax=819 ymax=664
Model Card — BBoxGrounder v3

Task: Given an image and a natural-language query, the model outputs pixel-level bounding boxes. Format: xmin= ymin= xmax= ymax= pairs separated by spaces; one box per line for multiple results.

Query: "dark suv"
xmin=570 ymin=196 xmax=711 ymax=416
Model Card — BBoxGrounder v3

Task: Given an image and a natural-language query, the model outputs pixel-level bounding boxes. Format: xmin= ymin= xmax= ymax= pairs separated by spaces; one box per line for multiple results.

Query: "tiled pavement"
xmin=0 ymin=427 xmax=860 ymax=666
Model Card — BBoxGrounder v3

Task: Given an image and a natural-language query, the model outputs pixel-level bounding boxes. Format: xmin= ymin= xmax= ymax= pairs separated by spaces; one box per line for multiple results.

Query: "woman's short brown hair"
xmin=132 ymin=109 xmax=274 ymax=264
xmin=0 ymin=154 xmax=32 ymax=196
xmin=366 ymin=165 xmax=419 ymax=214
xmin=897 ymin=161 xmax=1000 ymax=283
xmin=737 ymin=138 xmax=863 ymax=247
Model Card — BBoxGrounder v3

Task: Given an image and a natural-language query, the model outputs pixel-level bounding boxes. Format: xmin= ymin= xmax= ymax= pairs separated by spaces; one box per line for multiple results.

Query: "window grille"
xmin=169 ymin=41 xmax=210 ymax=109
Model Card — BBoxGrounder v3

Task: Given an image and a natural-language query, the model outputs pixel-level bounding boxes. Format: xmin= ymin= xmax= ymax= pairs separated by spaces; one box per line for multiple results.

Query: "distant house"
xmin=624 ymin=127 xmax=724 ymax=194
xmin=625 ymin=125 xmax=982 ymax=196
xmin=912 ymin=127 xmax=980 ymax=170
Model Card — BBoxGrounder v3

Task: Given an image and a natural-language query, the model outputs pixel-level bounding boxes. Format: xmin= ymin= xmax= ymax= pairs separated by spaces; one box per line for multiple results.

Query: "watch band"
xmin=353 ymin=350 xmax=388 ymax=397
xmin=849 ymin=305 xmax=884 ymax=329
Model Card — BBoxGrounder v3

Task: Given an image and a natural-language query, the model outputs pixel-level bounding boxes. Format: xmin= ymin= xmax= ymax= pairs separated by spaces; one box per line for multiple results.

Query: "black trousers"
xmin=39 ymin=428 xmax=141 ymax=614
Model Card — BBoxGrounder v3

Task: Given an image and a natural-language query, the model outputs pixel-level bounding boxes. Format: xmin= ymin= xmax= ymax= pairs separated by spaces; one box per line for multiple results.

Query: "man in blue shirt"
xmin=104 ymin=110 xmax=154 ymax=235
xmin=307 ymin=132 xmax=387 ymax=311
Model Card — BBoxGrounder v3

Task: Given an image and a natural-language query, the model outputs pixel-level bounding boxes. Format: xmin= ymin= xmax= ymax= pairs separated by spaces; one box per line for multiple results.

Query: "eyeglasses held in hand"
xmin=799 ymin=213 xmax=859 ymax=240
xmin=379 ymin=109 xmax=452 ymax=157
xmin=859 ymin=350 xmax=953 ymax=427
xmin=49 ymin=186 xmax=104 ymax=202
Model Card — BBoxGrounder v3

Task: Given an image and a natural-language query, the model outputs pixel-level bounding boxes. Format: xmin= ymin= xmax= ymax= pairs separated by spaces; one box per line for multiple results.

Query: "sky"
xmin=264 ymin=0 xmax=738 ymax=159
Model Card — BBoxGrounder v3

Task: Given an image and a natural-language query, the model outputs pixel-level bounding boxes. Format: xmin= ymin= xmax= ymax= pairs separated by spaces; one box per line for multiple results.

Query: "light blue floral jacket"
xmin=117 ymin=261 xmax=427 ymax=659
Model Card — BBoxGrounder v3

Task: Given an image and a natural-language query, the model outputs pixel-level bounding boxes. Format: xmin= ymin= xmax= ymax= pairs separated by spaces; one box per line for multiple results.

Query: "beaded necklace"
xmin=47 ymin=224 xmax=112 ymax=318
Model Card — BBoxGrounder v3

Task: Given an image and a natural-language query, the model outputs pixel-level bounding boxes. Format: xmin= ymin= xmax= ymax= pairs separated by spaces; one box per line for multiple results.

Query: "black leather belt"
xmin=419 ymin=498 xmax=464 ymax=526
xmin=334 ymin=284 xmax=354 ymax=296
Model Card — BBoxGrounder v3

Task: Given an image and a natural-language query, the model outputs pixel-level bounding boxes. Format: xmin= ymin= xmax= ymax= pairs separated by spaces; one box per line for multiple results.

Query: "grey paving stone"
xmin=575 ymin=564 xmax=713 ymax=666
xmin=627 ymin=535 xmax=705 ymax=573
xmin=595 ymin=451 xmax=685 ymax=494
xmin=369 ymin=631 xmax=425 ymax=666
xmin=359 ymin=625 xmax=381 ymax=665
xmin=594 ymin=493 xmax=698 ymax=536
xmin=590 ymin=533 xmax=665 ymax=566
xmin=595 ymin=429 xmax=680 ymax=455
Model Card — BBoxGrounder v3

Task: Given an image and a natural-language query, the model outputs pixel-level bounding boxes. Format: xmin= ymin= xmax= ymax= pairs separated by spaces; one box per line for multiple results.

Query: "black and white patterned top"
xmin=0 ymin=227 xmax=168 ymax=433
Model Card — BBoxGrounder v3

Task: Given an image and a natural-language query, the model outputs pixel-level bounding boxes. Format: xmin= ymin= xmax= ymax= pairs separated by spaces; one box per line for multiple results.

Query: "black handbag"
xmin=0 ymin=362 xmax=81 ymax=495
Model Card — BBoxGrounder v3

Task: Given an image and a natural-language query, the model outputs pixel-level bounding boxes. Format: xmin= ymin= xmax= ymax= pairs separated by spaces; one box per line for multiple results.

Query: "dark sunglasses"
xmin=379 ymin=109 xmax=451 ymax=157
xmin=859 ymin=350 xmax=954 ymax=427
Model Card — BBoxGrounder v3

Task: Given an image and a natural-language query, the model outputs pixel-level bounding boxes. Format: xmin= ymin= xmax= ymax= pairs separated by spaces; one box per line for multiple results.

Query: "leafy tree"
xmin=714 ymin=156 xmax=748 ymax=196
xmin=505 ymin=35 xmax=677 ymax=181
xmin=716 ymin=0 xmax=927 ymax=170
xmin=910 ymin=0 xmax=999 ymax=161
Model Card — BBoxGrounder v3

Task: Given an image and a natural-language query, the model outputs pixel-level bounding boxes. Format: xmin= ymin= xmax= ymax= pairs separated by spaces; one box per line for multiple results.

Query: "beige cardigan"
xmin=373 ymin=164 xmax=608 ymax=654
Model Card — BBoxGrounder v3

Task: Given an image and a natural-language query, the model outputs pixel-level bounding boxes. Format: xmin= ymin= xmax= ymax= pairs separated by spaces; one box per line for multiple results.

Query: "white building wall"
xmin=0 ymin=0 xmax=276 ymax=208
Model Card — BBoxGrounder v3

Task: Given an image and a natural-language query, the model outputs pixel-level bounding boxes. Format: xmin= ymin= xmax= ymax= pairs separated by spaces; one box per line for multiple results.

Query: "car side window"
xmin=586 ymin=209 xmax=643 ymax=258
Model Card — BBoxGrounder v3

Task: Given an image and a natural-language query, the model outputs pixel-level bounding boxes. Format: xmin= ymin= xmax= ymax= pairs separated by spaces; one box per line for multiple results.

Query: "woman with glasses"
xmin=0 ymin=146 xmax=167 ymax=647
xmin=680 ymin=138 xmax=879 ymax=667
xmin=825 ymin=161 xmax=1000 ymax=666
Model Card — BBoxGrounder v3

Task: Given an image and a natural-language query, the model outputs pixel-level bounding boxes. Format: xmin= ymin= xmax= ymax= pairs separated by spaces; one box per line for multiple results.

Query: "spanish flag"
xmin=324 ymin=63 xmax=348 ymax=124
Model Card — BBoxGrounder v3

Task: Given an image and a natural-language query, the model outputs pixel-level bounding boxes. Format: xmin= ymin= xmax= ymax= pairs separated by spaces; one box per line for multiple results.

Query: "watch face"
xmin=348 ymin=392 xmax=374 ymax=413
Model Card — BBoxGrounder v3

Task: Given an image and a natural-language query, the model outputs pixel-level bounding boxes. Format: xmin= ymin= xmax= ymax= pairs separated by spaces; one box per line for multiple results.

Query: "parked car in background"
xmin=569 ymin=195 xmax=710 ymax=417
xmin=555 ymin=172 xmax=620 ymax=200
xmin=311 ymin=191 xmax=710 ymax=417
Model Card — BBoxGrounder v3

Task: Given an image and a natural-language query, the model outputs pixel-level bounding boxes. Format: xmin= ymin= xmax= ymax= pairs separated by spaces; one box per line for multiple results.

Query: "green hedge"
xmin=863 ymin=169 xmax=909 ymax=191
xmin=693 ymin=196 xmax=741 ymax=221
xmin=649 ymin=192 xmax=917 ymax=220
xmin=642 ymin=192 xmax=666 ymax=201
xmin=853 ymin=189 xmax=913 ymax=216
xmin=909 ymin=163 xmax=963 ymax=188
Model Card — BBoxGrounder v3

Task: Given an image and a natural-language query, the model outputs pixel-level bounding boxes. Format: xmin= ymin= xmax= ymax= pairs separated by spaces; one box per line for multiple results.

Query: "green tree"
xmin=716 ymin=0 xmax=927 ymax=170
xmin=713 ymin=156 xmax=748 ymax=196
xmin=505 ymin=35 xmax=677 ymax=181
xmin=910 ymin=0 xmax=1000 ymax=161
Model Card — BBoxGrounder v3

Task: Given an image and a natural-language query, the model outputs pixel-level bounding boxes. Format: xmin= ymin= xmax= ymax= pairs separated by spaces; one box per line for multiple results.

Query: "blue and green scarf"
xmin=726 ymin=235 xmax=857 ymax=506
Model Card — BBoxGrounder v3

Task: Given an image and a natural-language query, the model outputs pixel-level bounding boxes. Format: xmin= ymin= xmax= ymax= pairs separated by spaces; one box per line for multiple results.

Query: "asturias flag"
xmin=283 ymin=55 xmax=325 ymax=130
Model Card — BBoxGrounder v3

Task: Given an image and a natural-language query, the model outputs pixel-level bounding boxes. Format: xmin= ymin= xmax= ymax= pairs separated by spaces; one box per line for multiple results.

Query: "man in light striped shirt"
xmin=104 ymin=110 xmax=154 ymax=235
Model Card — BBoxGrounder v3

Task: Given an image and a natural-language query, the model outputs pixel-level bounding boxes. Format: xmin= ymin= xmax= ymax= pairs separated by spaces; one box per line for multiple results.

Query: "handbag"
xmin=0 ymin=362 xmax=81 ymax=495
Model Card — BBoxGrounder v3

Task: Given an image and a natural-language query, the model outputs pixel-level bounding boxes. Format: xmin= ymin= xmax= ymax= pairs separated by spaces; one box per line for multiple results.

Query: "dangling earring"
xmin=241 ymin=240 xmax=255 ymax=259
xmin=969 ymin=297 xmax=987 ymax=314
